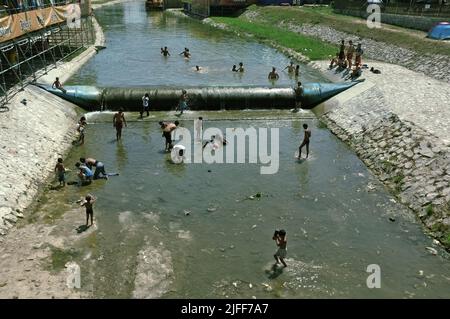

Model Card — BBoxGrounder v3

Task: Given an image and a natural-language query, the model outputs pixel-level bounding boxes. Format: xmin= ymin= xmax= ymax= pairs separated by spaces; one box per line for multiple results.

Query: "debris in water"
xmin=249 ymin=283 xmax=253 ymax=289
xmin=184 ymin=210 xmax=191 ymax=216
xmin=207 ymin=207 xmax=217 ymax=212
xmin=389 ymin=217 xmax=396 ymax=222
xmin=232 ymin=282 xmax=238 ymax=288
xmin=418 ymin=270 xmax=424 ymax=276
xmin=251 ymin=224 xmax=257 ymax=229
xmin=426 ymin=247 xmax=437 ymax=255
xmin=432 ymin=239 xmax=439 ymax=245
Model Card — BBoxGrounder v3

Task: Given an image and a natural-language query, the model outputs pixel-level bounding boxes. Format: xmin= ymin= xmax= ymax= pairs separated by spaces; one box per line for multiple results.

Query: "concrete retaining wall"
xmin=334 ymin=9 xmax=450 ymax=31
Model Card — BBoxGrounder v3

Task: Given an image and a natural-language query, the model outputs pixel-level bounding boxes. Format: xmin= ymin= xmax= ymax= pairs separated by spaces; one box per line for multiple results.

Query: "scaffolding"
xmin=0 ymin=16 xmax=95 ymax=108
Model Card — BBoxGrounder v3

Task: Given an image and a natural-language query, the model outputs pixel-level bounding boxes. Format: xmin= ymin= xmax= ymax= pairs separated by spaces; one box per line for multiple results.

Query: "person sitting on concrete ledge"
xmin=52 ymin=77 xmax=66 ymax=94
xmin=329 ymin=53 xmax=339 ymax=69
xmin=346 ymin=64 xmax=363 ymax=80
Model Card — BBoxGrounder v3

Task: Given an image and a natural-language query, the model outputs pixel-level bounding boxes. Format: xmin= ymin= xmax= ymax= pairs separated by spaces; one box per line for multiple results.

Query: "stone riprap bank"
xmin=0 ymin=87 xmax=78 ymax=236
xmin=312 ymin=60 xmax=450 ymax=248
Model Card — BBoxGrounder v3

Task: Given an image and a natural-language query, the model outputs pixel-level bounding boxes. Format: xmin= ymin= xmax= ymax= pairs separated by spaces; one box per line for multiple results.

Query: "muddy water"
xmin=39 ymin=2 xmax=450 ymax=298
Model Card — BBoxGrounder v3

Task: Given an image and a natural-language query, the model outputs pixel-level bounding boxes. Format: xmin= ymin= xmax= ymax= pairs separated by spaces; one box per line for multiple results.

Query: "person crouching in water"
xmin=160 ymin=120 xmax=179 ymax=152
xmin=273 ymin=229 xmax=287 ymax=267
xmin=80 ymin=157 xmax=108 ymax=180
xmin=75 ymin=162 xmax=93 ymax=186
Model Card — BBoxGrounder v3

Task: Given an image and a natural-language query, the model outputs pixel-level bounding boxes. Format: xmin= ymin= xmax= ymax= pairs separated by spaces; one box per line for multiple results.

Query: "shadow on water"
xmin=76 ymin=224 xmax=90 ymax=234
xmin=266 ymin=264 xmax=284 ymax=280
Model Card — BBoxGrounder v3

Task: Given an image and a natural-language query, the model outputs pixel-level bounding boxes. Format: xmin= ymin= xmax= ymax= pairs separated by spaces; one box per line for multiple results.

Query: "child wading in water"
xmin=273 ymin=229 xmax=287 ymax=267
xmin=54 ymin=157 xmax=66 ymax=187
xmin=80 ymin=195 xmax=96 ymax=227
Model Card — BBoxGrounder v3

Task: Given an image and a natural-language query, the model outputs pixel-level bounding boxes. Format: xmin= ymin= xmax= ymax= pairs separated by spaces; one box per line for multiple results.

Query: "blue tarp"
xmin=428 ymin=22 xmax=450 ymax=40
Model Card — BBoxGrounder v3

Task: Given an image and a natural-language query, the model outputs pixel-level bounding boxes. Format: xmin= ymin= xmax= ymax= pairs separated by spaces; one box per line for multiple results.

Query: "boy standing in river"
xmin=298 ymin=123 xmax=311 ymax=159
xmin=54 ymin=157 xmax=66 ymax=187
xmin=113 ymin=109 xmax=127 ymax=141
xmin=80 ymin=194 xmax=96 ymax=227
xmin=273 ymin=229 xmax=287 ymax=267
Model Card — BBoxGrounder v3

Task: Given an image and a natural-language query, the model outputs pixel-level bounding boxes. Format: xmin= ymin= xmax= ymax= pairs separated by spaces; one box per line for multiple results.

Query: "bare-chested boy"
xmin=113 ymin=109 xmax=127 ymax=141
xmin=298 ymin=123 xmax=311 ymax=159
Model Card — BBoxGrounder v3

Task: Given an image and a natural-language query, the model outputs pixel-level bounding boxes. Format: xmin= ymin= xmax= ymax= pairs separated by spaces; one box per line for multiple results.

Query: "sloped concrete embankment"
xmin=311 ymin=60 xmax=450 ymax=249
xmin=0 ymin=15 xmax=105 ymax=236
xmin=0 ymin=86 xmax=80 ymax=236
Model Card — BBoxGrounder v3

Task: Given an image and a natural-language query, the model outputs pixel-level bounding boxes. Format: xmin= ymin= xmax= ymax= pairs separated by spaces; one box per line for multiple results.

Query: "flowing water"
xmin=41 ymin=1 xmax=450 ymax=298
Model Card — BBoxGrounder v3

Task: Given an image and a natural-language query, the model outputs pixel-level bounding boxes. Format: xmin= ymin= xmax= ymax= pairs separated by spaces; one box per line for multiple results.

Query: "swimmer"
xmin=232 ymin=65 xmax=238 ymax=72
xmin=238 ymin=62 xmax=244 ymax=72
xmin=179 ymin=48 xmax=191 ymax=58
xmin=295 ymin=65 xmax=300 ymax=77
xmin=195 ymin=65 xmax=201 ymax=71
xmin=284 ymin=62 xmax=295 ymax=73
xmin=268 ymin=67 xmax=279 ymax=80
xmin=161 ymin=46 xmax=170 ymax=57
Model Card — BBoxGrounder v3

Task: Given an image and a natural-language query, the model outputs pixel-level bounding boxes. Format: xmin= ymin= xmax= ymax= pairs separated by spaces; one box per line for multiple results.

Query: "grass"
xmin=229 ymin=5 xmax=450 ymax=58
xmin=211 ymin=16 xmax=336 ymax=60
xmin=391 ymin=173 xmax=404 ymax=193
xmin=425 ymin=204 xmax=434 ymax=217
xmin=48 ymin=247 xmax=80 ymax=272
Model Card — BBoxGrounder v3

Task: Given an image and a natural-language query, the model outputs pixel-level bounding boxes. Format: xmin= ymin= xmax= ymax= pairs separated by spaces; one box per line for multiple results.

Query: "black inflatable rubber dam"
xmin=36 ymin=82 xmax=362 ymax=111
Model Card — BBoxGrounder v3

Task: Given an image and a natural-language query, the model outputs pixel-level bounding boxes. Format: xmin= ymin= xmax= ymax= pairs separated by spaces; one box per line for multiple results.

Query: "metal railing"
xmin=0 ymin=16 xmax=95 ymax=108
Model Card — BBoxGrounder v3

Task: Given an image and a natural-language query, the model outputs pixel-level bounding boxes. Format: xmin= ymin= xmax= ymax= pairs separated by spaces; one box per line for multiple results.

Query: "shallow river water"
xmin=44 ymin=2 xmax=450 ymax=298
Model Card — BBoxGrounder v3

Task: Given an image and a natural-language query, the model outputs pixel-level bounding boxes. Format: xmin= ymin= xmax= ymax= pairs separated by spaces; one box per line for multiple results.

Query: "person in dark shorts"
xmin=54 ymin=157 xmax=66 ymax=187
xmin=160 ymin=120 xmax=179 ymax=151
xmin=273 ymin=229 xmax=287 ymax=267
xmin=298 ymin=123 xmax=311 ymax=159
xmin=80 ymin=195 xmax=96 ymax=227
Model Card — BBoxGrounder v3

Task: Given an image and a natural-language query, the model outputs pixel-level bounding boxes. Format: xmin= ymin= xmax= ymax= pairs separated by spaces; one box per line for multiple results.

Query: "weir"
xmin=35 ymin=81 xmax=361 ymax=111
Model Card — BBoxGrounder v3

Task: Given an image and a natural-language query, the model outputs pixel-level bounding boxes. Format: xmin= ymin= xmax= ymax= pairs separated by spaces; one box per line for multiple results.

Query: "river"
xmin=38 ymin=1 xmax=450 ymax=298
